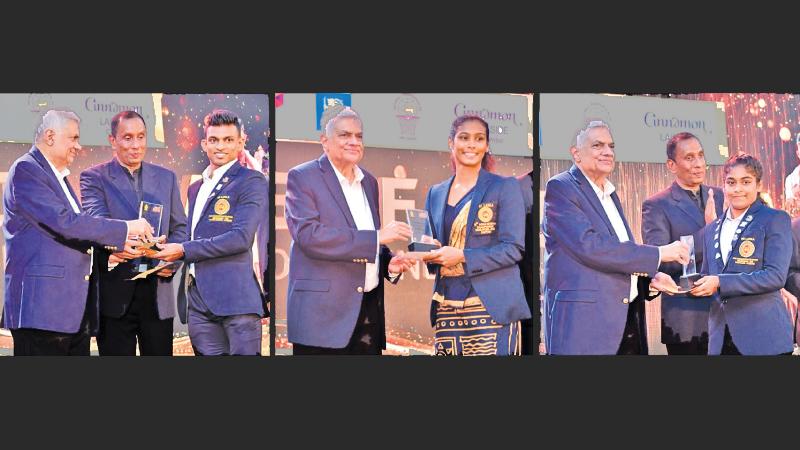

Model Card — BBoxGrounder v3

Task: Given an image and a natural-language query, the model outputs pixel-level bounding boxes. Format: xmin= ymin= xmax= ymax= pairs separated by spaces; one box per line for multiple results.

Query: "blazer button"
xmin=622 ymin=298 xmax=629 ymax=304
xmin=84 ymin=275 xmax=90 ymax=281
xmin=357 ymin=286 xmax=364 ymax=293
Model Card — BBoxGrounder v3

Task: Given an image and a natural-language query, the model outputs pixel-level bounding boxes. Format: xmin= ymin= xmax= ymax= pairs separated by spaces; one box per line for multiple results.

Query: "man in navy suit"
xmin=542 ymin=120 xmax=689 ymax=355
xmin=284 ymin=107 xmax=415 ymax=355
xmin=641 ymin=132 xmax=724 ymax=355
xmin=3 ymin=109 xmax=154 ymax=356
xmin=153 ymin=109 xmax=268 ymax=356
xmin=80 ymin=111 xmax=188 ymax=356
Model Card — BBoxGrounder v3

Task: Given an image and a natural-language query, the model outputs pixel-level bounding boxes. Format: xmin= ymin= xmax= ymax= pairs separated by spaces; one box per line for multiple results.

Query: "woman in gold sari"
xmin=422 ymin=115 xmax=531 ymax=355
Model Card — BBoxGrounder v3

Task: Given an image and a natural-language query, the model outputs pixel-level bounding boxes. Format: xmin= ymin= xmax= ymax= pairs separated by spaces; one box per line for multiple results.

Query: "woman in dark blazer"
xmin=422 ymin=115 xmax=531 ymax=356
xmin=690 ymin=153 xmax=794 ymax=355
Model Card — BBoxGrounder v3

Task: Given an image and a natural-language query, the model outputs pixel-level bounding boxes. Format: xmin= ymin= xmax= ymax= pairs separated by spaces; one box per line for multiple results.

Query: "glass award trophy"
xmin=136 ymin=201 xmax=163 ymax=264
xmin=678 ymin=234 xmax=700 ymax=291
xmin=405 ymin=208 xmax=439 ymax=258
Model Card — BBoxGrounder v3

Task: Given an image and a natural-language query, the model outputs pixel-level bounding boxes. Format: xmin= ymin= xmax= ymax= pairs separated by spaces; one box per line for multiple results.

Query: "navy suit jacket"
xmin=2 ymin=147 xmax=128 ymax=333
xmin=784 ymin=217 xmax=800 ymax=344
xmin=641 ymin=181 xmax=723 ymax=344
xmin=700 ymin=200 xmax=794 ymax=355
xmin=178 ymin=162 xmax=268 ymax=322
xmin=542 ymin=165 xmax=660 ymax=355
xmin=285 ymin=155 xmax=394 ymax=349
xmin=425 ymin=170 xmax=531 ymax=326
xmin=80 ymin=158 xmax=188 ymax=320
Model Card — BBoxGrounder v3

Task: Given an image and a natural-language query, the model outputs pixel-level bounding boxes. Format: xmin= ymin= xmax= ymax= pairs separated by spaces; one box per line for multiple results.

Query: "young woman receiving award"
xmin=421 ymin=115 xmax=531 ymax=356
xmin=690 ymin=153 xmax=794 ymax=355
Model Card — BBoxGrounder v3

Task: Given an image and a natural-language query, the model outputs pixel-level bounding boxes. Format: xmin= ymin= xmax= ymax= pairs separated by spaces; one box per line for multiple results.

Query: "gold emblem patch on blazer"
xmin=739 ymin=240 xmax=755 ymax=258
xmin=478 ymin=204 xmax=494 ymax=222
xmin=214 ymin=198 xmax=230 ymax=215
xmin=473 ymin=203 xmax=497 ymax=234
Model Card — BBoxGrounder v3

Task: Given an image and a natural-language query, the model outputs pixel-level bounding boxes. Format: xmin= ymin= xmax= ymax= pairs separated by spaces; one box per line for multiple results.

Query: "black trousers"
xmin=12 ymin=306 xmax=91 ymax=356
xmin=720 ymin=325 xmax=742 ymax=355
xmin=293 ymin=289 xmax=382 ymax=356
xmin=666 ymin=340 xmax=709 ymax=355
xmin=617 ymin=300 xmax=648 ymax=355
xmin=97 ymin=279 xmax=173 ymax=356
xmin=520 ymin=298 xmax=541 ymax=356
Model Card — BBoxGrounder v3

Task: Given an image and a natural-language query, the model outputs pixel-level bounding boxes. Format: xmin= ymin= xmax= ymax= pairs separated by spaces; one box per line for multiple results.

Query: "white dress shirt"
xmin=189 ymin=159 xmax=238 ymax=278
xmin=44 ymin=156 xmax=80 ymax=214
xmin=330 ymin=163 xmax=380 ymax=292
xmin=584 ymin=172 xmax=659 ymax=302
xmin=719 ymin=207 xmax=748 ymax=267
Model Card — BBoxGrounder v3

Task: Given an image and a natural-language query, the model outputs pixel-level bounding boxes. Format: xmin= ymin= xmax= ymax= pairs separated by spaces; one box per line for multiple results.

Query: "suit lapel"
xmin=431 ymin=177 xmax=452 ymax=243
xmin=109 ymin=158 xmax=140 ymax=215
xmin=140 ymin=162 xmax=163 ymax=205
xmin=569 ymin=165 xmax=617 ymax=238
xmin=465 ymin=170 xmax=492 ymax=241
xmin=187 ymin=179 xmax=202 ymax=226
xmin=670 ymin=182 xmax=704 ymax=229
xmin=611 ymin=191 xmax=634 ymax=241
xmin=361 ymin=170 xmax=381 ymax=229
xmin=198 ymin=162 xmax=240 ymax=219
xmin=31 ymin=147 xmax=82 ymax=213
xmin=318 ymin=155 xmax=357 ymax=229
xmin=721 ymin=202 xmax=761 ymax=271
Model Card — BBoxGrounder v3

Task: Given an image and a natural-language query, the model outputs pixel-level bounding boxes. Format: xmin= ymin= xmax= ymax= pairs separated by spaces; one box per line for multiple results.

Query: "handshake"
xmin=105 ymin=218 xmax=184 ymax=278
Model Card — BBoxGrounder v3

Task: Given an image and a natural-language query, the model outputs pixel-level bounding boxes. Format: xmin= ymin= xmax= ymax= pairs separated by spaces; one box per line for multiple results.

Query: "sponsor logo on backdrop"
xmin=394 ymin=94 xmax=421 ymax=140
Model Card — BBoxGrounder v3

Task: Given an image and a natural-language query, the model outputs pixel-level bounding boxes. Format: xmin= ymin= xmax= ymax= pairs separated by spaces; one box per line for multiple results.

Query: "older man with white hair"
xmin=3 ymin=109 xmax=153 ymax=355
xmin=284 ymin=106 xmax=415 ymax=355
xmin=541 ymin=120 xmax=689 ymax=355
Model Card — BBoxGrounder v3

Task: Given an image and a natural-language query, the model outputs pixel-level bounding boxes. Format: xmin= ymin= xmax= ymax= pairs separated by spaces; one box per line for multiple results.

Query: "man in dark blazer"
xmin=517 ymin=170 xmax=538 ymax=355
xmin=284 ymin=107 xmax=415 ymax=355
xmin=3 ymin=109 xmax=153 ymax=355
xmin=641 ymin=132 xmax=724 ymax=355
xmin=153 ymin=109 xmax=268 ymax=355
xmin=542 ymin=120 xmax=689 ymax=355
xmin=80 ymin=111 xmax=188 ymax=356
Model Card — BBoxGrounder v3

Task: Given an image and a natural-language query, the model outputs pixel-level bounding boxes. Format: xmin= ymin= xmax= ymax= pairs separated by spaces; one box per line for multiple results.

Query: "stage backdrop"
xmin=275 ymin=93 xmax=533 ymax=355
xmin=539 ymin=93 xmax=800 ymax=354
xmin=0 ymin=93 xmax=270 ymax=355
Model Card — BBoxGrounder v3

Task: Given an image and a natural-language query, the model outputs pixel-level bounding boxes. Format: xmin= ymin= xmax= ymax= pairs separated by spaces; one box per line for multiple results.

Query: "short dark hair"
xmin=448 ymin=114 xmax=495 ymax=172
xmin=723 ymin=152 xmax=763 ymax=183
xmin=666 ymin=132 xmax=700 ymax=161
xmin=203 ymin=109 xmax=242 ymax=136
xmin=110 ymin=110 xmax=146 ymax=137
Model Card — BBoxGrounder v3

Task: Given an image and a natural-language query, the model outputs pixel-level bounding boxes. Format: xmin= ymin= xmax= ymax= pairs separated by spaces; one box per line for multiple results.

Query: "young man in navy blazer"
xmin=153 ymin=110 xmax=268 ymax=355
